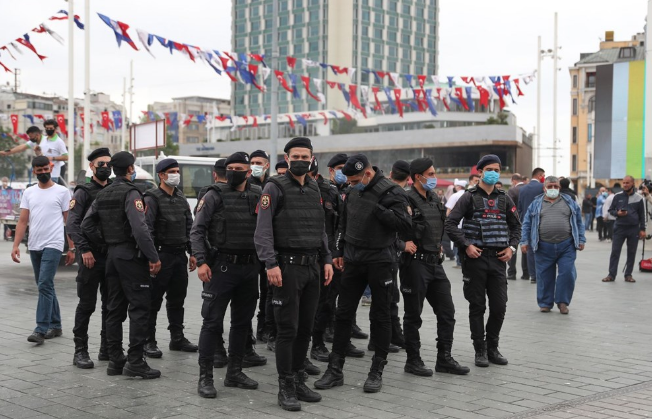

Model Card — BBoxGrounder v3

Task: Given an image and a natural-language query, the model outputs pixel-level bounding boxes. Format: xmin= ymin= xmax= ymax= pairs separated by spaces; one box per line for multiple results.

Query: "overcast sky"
xmin=1 ymin=0 xmax=647 ymax=176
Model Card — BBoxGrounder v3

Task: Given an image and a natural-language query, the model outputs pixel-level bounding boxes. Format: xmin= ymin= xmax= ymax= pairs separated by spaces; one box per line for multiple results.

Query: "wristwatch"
xmin=68 ymin=248 xmax=76 ymax=253
xmin=509 ymin=246 xmax=516 ymax=253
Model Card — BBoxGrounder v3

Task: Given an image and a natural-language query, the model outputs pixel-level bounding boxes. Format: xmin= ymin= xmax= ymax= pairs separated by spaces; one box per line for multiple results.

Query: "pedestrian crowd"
xmin=7 ymin=125 xmax=648 ymax=411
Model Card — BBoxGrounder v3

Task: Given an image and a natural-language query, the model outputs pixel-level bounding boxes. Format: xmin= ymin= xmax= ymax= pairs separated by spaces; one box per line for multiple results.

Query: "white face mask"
xmin=251 ymin=165 xmax=266 ymax=178
xmin=164 ymin=173 xmax=181 ymax=187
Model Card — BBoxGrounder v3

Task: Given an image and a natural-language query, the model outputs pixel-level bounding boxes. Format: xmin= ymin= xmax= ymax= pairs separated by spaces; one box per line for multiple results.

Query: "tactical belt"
xmin=90 ymin=244 xmax=109 ymax=255
xmin=479 ymin=248 xmax=503 ymax=257
xmin=411 ymin=252 xmax=442 ymax=265
xmin=216 ymin=253 xmax=257 ymax=265
xmin=157 ymin=245 xmax=187 ymax=254
xmin=277 ymin=254 xmax=319 ymax=266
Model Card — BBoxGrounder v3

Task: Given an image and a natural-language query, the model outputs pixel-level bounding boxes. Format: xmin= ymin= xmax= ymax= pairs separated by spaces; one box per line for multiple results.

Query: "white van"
xmin=135 ymin=154 xmax=224 ymax=210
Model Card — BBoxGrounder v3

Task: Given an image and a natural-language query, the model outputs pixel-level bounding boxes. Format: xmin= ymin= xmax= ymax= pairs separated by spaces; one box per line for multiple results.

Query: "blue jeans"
xmin=30 ymin=248 xmax=62 ymax=334
xmin=526 ymin=245 xmax=537 ymax=280
xmin=534 ymin=238 xmax=577 ymax=308
xmin=583 ymin=213 xmax=592 ymax=231
xmin=363 ymin=285 xmax=371 ymax=298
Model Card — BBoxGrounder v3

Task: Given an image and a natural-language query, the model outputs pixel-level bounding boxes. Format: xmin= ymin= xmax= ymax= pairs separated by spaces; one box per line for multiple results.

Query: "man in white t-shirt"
xmin=12 ymin=156 xmax=74 ymax=345
xmin=445 ymin=179 xmax=468 ymax=268
xmin=0 ymin=120 xmax=68 ymax=182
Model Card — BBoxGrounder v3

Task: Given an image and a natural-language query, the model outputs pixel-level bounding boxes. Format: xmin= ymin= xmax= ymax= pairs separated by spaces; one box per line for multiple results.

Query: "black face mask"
xmin=226 ymin=170 xmax=248 ymax=187
xmin=36 ymin=172 xmax=51 ymax=184
xmin=95 ymin=167 xmax=111 ymax=182
xmin=289 ymin=160 xmax=311 ymax=176
xmin=45 ymin=129 xmax=56 ymax=137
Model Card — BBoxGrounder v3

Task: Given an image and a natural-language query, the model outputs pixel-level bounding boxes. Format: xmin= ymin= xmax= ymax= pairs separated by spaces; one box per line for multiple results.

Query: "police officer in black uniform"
xmin=400 ymin=158 xmax=469 ymax=376
xmin=254 ymin=137 xmax=333 ymax=411
xmin=191 ymin=152 xmax=261 ymax=398
xmin=81 ymin=151 xmax=162 ymax=379
xmin=195 ymin=158 xmax=226 ymax=214
xmin=142 ymin=158 xmax=198 ymax=358
xmin=275 ymin=160 xmax=288 ymax=175
xmin=445 ymin=154 xmax=521 ymax=367
xmin=67 ymin=147 xmax=112 ymax=369
xmin=316 ymin=154 xmax=411 ymax=394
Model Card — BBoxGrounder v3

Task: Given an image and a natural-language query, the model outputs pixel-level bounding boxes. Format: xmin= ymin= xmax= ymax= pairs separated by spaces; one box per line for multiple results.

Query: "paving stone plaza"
xmin=0 ymin=233 xmax=651 ymax=419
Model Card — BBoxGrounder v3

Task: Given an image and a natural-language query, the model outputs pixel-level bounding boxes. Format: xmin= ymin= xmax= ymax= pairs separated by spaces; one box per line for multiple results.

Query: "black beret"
xmin=341 ymin=154 xmax=370 ymax=176
xmin=309 ymin=157 xmax=319 ymax=175
xmin=87 ymin=147 xmax=111 ymax=162
xmin=392 ymin=160 xmax=410 ymax=175
xmin=284 ymin=137 xmax=313 ymax=153
xmin=559 ymin=178 xmax=571 ymax=188
xmin=327 ymin=153 xmax=348 ymax=168
xmin=109 ymin=151 xmax=135 ymax=169
xmin=409 ymin=158 xmax=433 ymax=176
xmin=477 ymin=154 xmax=501 ymax=170
xmin=214 ymin=158 xmax=226 ymax=169
xmin=156 ymin=158 xmax=179 ymax=173
xmin=275 ymin=160 xmax=288 ymax=170
xmin=250 ymin=150 xmax=269 ymax=160
xmin=225 ymin=151 xmax=250 ymax=166
xmin=32 ymin=156 xmax=50 ymax=167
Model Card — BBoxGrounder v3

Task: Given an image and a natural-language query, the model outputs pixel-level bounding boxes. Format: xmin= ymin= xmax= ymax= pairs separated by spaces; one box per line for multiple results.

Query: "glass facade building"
xmin=232 ymin=0 xmax=438 ymax=116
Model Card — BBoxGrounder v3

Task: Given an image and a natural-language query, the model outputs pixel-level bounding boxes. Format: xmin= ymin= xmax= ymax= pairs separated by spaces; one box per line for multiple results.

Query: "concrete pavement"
xmin=0 ymin=231 xmax=651 ymax=418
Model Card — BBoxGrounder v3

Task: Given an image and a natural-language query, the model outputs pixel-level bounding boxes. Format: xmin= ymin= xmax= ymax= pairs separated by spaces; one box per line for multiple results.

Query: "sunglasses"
xmin=95 ymin=162 xmax=109 ymax=168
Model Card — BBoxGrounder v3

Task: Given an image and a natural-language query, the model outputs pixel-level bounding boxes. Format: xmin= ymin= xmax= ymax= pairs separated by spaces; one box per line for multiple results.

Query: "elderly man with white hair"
xmin=445 ymin=179 xmax=468 ymax=268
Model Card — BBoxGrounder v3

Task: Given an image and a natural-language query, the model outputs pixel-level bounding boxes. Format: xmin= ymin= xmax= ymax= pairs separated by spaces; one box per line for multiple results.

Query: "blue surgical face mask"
xmin=130 ymin=170 xmax=137 ymax=182
xmin=352 ymin=173 xmax=368 ymax=191
xmin=420 ymin=176 xmax=438 ymax=191
xmin=546 ymin=188 xmax=560 ymax=199
xmin=482 ymin=170 xmax=500 ymax=185
xmin=251 ymin=165 xmax=265 ymax=178
xmin=334 ymin=169 xmax=347 ymax=185
xmin=602 ymin=192 xmax=608 ymax=198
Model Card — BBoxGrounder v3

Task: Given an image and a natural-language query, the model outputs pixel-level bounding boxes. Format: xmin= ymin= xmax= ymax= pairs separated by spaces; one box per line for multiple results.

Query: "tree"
xmin=0 ymin=127 xmax=31 ymax=181
xmin=332 ymin=119 xmax=362 ymax=135
xmin=486 ymin=112 xmax=509 ymax=125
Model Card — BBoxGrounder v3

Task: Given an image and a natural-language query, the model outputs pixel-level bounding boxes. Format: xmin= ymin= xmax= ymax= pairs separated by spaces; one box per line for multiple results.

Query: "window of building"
xmin=586 ymin=72 xmax=596 ymax=88
xmin=416 ymin=21 xmax=424 ymax=33
xmin=401 ymin=63 xmax=410 ymax=74
xmin=572 ymin=126 xmax=577 ymax=144
xmin=572 ymin=74 xmax=578 ymax=88
xmin=294 ymin=0 xmax=303 ymax=7
xmin=265 ymin=18 xmax=272 ymax=29
xmin=310 ymin=0 xmax=320 ymax=5
xmin=294 ymin=12 xmax=304 ymax=24
xmin=280 ymin=0 xmax=288 ymax=11
xmin=310 ymin=9 xmax=320 ymax=20
xmin=374 ymin=58 xmax=383 ymax=69
xmin=251 ymin=21 xmax=260 ymax=31
xmin=294 ymin=28 xmax=303 ymax=38
xmin=252 ymin=6 xmax=260 ymax=17
xmin=294 ymin=43 xmax=303 ymax=54
xmin=415 ymin=51 xmax=424 ymax=63
xmin=374 ymin=0 xmax=383 ymax=8
xmin=388 ymin=46 xmax=397 ymax=57
xmin=279 ymin=15 xmax=289 ymax=26
xmin=309 ymin=41 xmax=318 ymax=51
xmin=279 ymin=45 xmax=288 ymax=56
xmin=362 ymin=41 xmax=370 ymax=52
xmin=588 ymin=96 xmax=595 ymax=113
xmin=619 ymin=47 xmax=635 ymax=59
xmin=309 ymin=24 xmax=320 ymax=37
xmin=374 ymin=43 xmax=382 ymax=54
xmin=362 ymin=10 xmax=370 ymax=21
xmin=236 ymin=37 xmax=246 ymax=48
xmin=265 ymin=32 xmax=273 ymax=44
xmin=388 ymin=31 xmax=397 ymax=42
xmin=374 ymin=12 xmax=383 ymax=24
xmin=402 ymin=33 xmax=411 ymax=44
xmin=251 ymin=35 xmax=259 ymax=46
xmin=362 ymin=26 xmax=368 ymax=36
xmin=402 ymin=48 xmax=410 ymax=60
xmin=402 ymin=4 xmax=411 ymax=14
xmin=572 ymin=154 xmax=577 ymax=172
xmin=403 ymin=18 xmax=411 ymax=30
xmin=279 ymin=31 xmax=288 ymax=41
xmin=235 ymin=23 xmax=246 ymax=33
xmin=390 ymin=1 xmax=398 ymax=11
xmin=389 ymin=16 xmax=397 ymax=27
xmin=572 ymin=98 xmax=578 ymax=115
xmin=374 ymin=28 xmax=383 ymax=38
xmin=265 ymin=3 xmax=273 ymax=13
xmin=235 ymin=9 xmax=246 ymax=19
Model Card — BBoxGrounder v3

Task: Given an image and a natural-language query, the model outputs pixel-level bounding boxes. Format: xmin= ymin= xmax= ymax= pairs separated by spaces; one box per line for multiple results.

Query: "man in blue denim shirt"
xmin=520 ymin=177 xmax=586 ymax=314
xmin=602 ymin=176 xmax=646 ymax=283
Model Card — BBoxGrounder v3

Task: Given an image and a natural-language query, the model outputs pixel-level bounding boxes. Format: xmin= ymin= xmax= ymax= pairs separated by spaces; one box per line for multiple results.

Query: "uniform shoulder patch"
xmin=261 ymin=194 xmax=271 ymax=210
xmin=511 ymin=206 xmax=517 ymax=213
xmin=196 ymin=198 xmax=205 ymax=212
xmin=134 ymin=199 xmax=145 ymax=212
xmin=69 ymin=199 xmax=76 ymax=210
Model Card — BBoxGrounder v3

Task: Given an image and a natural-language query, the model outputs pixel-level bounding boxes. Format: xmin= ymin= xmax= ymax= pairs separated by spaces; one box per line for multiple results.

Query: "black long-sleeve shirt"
xmin=445 ymin=187 xmax=521 ymax=248
xmin=190 ymin=189 xmax=223 ymax=265
xmin=335 ymin=169 xmax=412 ymax=263
xmin=66 ymin=179 xmax=109 ymax=253
xmin=81 ymin=178 xmax=159 ymax=263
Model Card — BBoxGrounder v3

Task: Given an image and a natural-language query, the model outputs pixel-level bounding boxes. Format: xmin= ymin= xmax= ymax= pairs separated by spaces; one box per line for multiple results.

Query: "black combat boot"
xmin=73 ymin=336 xmax=94 ymax=369
xmin=197 ymin=359 xmax=217 ymax=398
xmin=224 ymin=355 xmax=259 ymax=389
xmin=363 ymin=356 xmax=388 ymax=393
xmin=368 ymin=340 xmax=400 ymax=353
xmin=266 ymin=334 xmax=277 ymax=352
xmin=346 ymin=342 xmax=365 ymax=358
xmin=278 ymin=376 xmax=301 ymax=411
xmin=351 ymin=321 xmax=368 ymax=339
xmin=106 ymin=353 xmax=127 ymax=376
xmin=123 ymin=358 xmax=161 ymax=379
xmin=435 ymin=345 xmax=470 ymax=375
xmin=143 ymin=340 xmax=163 ymax=358
xmin=311 ymin=343 xmax=330 ymax=362
xmin=304 ymin=358 xmax=321 ymax=375
xmin=294 ymin=370 xmax=322 ymax=402
xmin=169 ymin=330 xmax=198 ymax=352
xmin=487 ymin=339 xmax=508 ymax=365
xmin=314 ymin=353 xmax=345 ymax=389
xmin=323 ymin=324 xmax=334 ymax=343
xmin=98 ymin=331 xmax=109 ymax=361
xmin=473 ymin=340 xmax=489 ymax=368
xmin=242 ymin=341 xmax=267 ymax=368
xmin=404 ymin=356 xmax=433 ymax=377
xmin=214 ymin=340 xmax=228 ymax=368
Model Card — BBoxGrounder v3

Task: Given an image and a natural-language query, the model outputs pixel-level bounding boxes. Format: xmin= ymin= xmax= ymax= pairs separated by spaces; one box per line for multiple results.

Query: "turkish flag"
xmin=10 ymin=114 xmax=18 ymax=134
xmin=101 ymin=111 xmax=110 ymax=130
xmin=56 ymin=114 xmax=67 ymax=136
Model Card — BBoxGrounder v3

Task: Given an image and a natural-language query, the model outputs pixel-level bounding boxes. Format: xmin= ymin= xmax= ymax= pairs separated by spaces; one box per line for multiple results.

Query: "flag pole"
xmin=82 ymin=0 xmax=91 ymax=161
xmin=269 ymin=0 xmax=279 ymax=171
xmin=66 ymin=0 xmax=75 ymax=184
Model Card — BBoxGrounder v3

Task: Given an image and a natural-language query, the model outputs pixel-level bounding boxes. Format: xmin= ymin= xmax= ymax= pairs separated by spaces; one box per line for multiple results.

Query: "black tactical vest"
xmin=461 ymin=187 xmax=510 ymax=248
xmin=95 ymin=180 xmax=139 ymax=244
xmin=144 ymin=187 xmax=190 ymax=246
xmin=207 ymin=182 xmax=261 ymax=251
xmin=407 ymin=188 xmax=445 ymax=252
xmin=270 ymin=174 xmax=324 ymax=250
xmin=74 ymin=179 xmax=110 ymax=216
xmin=317 ymin=176 xmax=339 ymax=245
xmin=344 ymin=176 xmax=399 ymax=249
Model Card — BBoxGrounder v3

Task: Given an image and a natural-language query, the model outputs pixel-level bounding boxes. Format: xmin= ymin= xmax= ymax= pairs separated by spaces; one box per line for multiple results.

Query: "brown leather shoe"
xmin=558 ymin=303 xmax=569 ymax=314
xmin=625 ymin=275 xmax=636 ymax=283
xmin=539 ymin=307 xmax=551 ymax=313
